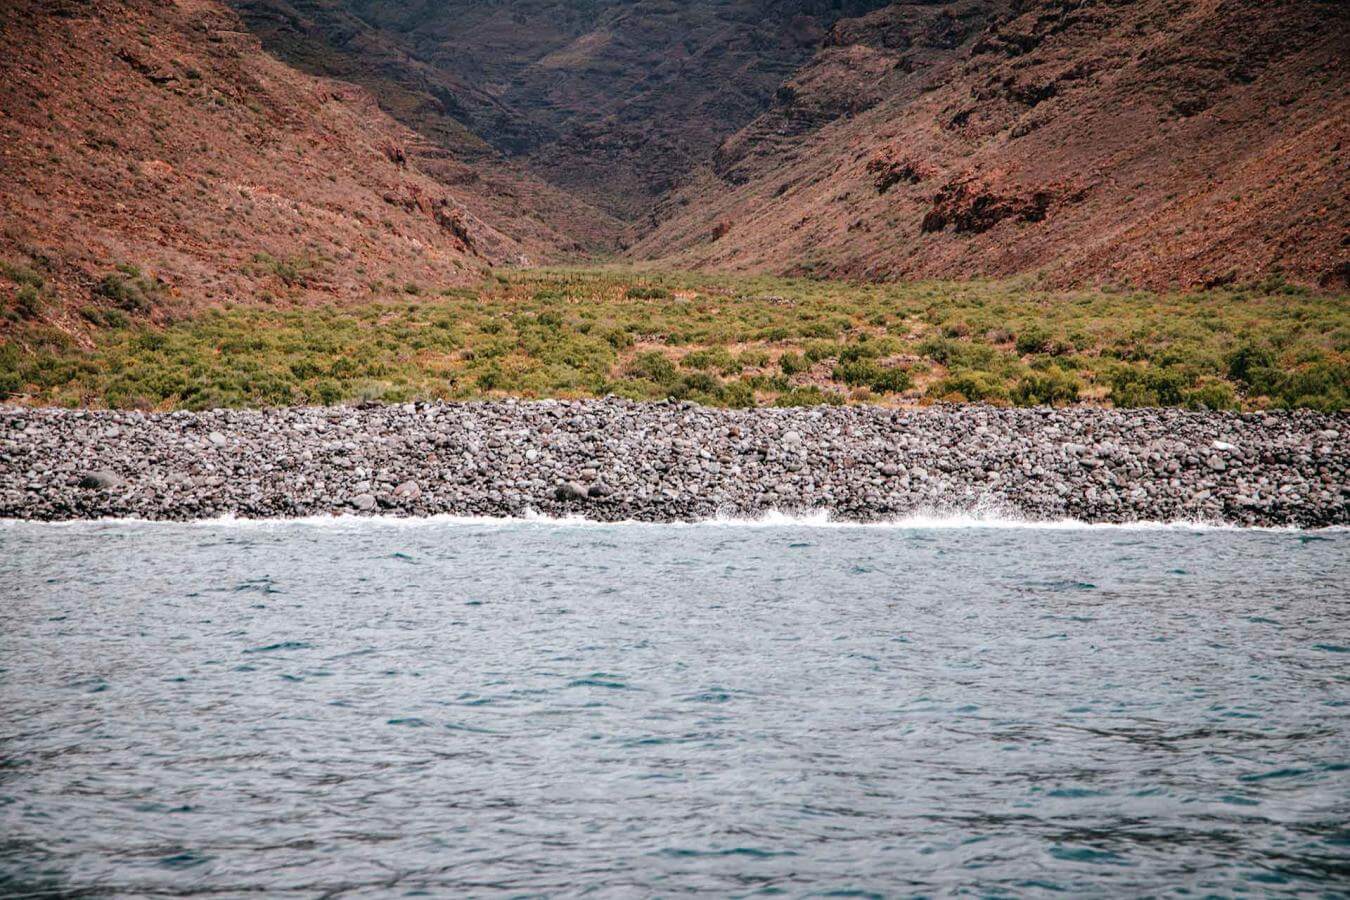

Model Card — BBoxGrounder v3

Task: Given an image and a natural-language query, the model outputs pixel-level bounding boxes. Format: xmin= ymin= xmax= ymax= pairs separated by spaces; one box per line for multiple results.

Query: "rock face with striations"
xmin=1 ymin=401 xmax=1345 ymax=528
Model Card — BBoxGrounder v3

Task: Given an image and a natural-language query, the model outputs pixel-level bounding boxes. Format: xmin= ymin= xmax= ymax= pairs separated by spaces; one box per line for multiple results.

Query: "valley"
xmin=1 ymin=0 xmax=1346 ymax=411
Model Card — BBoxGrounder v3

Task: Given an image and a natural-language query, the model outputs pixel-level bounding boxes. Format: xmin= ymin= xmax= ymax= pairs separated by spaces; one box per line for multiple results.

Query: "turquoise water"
xmin=2 ymin=517 xmax=1348 ymax=896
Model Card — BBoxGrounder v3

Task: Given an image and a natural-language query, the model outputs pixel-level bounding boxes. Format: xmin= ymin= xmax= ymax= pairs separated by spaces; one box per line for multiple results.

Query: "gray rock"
xmin=350 ymin=493 xmax=377 ymax=512
xmin=208 ymin=431 xmax=227 ymax=446
xmin=555 ymin=481 xmax=589 ymax=501
xmin=393 ymin=480 xmax=421 ymax=501
xmin=78 ymin=470 xmax=123 ymax=490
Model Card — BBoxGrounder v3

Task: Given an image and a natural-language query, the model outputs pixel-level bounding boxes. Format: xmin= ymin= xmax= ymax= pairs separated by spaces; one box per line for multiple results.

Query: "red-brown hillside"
xmin=0 ymin=0 xmax=622 ymax=326
xmin=632 ymin=0 xmax=1349 ymax=290
xmin=2 ymin=0 xmax=1346 ymax=314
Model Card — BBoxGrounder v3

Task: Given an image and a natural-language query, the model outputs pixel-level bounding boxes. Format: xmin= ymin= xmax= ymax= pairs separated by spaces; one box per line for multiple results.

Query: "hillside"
xmin=0 ymin=0 xmax=621 ymax=328
xmin=633 ymin=0 xmax=1350 ymax=289
xmin=226 ymin=0 xmax=893 ymax=219
xmin=1 ymin=0 xmax=1346 ymax=334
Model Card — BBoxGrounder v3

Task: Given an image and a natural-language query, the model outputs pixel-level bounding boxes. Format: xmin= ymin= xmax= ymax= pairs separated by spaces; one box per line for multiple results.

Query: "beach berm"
xmin=1 ymin=400 xmax=1344 ymax=527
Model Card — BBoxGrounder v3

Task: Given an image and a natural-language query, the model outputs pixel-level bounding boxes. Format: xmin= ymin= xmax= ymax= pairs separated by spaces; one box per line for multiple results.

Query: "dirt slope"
xmin=0 ymin=0 xmax=622 ymax=326
xmin=632 ymin=0 xmax=1350 ymax=289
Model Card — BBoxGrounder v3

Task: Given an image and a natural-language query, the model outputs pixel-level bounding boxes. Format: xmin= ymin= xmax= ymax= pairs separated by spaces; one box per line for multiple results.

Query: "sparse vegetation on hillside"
xmin=1 ymin=269 xmax=1345 ymax=411
xmin=93 ymin=264 xmax=163 ymax=315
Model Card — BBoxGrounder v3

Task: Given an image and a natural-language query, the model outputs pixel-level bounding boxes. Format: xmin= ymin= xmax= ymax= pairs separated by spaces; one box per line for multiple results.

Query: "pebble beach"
xmin=1 ymin=400 xmax=1345 ymax=527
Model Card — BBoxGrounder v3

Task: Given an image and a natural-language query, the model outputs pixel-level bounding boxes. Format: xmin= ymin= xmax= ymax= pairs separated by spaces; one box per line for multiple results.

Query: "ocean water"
xmin=1 ymin=516 xmax=1347 ymax=897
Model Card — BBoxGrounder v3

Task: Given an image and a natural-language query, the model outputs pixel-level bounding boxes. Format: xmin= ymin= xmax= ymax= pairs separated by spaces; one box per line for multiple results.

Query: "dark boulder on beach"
xmin=556 ymin=481 xmax=590 ymax=502
xmin=78 ymin=470 xmax=123 ymax=490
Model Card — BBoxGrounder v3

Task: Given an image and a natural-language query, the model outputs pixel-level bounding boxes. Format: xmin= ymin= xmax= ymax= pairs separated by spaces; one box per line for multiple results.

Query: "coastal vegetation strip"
xmin=1 ymin=268 xmax=1346 ymax=412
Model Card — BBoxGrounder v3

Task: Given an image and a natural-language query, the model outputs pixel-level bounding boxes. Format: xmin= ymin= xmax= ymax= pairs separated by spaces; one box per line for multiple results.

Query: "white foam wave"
xmin=2 ymin=507 xmax=1340 ymax=533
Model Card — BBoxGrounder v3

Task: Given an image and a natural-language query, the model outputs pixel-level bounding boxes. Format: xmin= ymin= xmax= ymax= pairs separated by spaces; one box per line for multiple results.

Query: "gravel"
xmin=1 ymin=400 xmax=1345 ymax=527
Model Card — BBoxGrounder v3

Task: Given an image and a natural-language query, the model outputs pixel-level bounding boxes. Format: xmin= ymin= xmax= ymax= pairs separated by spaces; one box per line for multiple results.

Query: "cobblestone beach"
xmin=1 ymin=400 xmax=1345 ymax=526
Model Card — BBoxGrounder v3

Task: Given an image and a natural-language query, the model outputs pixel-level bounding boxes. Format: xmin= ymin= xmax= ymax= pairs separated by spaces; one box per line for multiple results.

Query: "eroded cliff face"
xmin=633 ymin=0 xmax=1350 ymax=289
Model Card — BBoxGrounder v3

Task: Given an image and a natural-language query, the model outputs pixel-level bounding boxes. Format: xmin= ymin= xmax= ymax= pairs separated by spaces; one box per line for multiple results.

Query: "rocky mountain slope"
xmin=0 ymin=0 xmax=621 ymax=326
xmin=634 ymin=0 xmax=1349 ymax=289
xmin=1 ymin=0 xmax=1345 ymax=326
xmin=226 ymin=0 xmax=893 ymax=219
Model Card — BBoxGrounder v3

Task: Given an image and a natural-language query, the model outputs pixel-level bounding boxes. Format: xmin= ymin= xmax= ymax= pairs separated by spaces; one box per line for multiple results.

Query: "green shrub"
xmin=682 ymin=347 xmax=735 ymax=372
xmin=681 ymin=371 xmax=720 ymax=395
xmin=837 ymin=342 xmax=883 ymax=364
xmin=918 ymin=336 xmax=955 ymax=365
xmin=1 ymin=261 xmax=44 ymax=289
xmin=928 ymin=370 xmax=1008 ymax=403
xmin=804 ymin=341 xmax=843 ymax=363
xmin=0 ymin=343 xmax=22 ymax=399
xmin=15 ymin=284 xmax=43 ymax=319
xmin=0 ymin=370 xmax=21 ymax=399
xmin=720 ymin=379 xmax=756 ymax=408
xmin=1011 ymin=367 xmax=1081 ymax=406
xmin=736 ymin=349 xmax=771 ymax=370
xmin=625 ymin=351 xmax=678 ymax=385
xmin=95 ymin=264 xmax=160 ymax=314
xmin=1184 ymin=380 xmax=1238 ymax=411
xmin=79 ymin=306 xmax=131 ymax=328
xmin=1109 ymin=366 xmax=1189 ymax=408
xmin=626 ymin=285 xmax=672 ymax=301
xmin=247 ymin=253 xmax=319 ymax=287
xmin=833 ymin=359 xmax=912 ymax=394
xmin=1227 ymin=344 xmax=1277 ymax=385
xmin=774 ymin=386 xmax=844 ymax=407
xmin=1015 ymin=325 xmax=1051 ymax=355
xmin=1256 ymin=361 xmax=1349 ymax=412
xmin=779 ymin=351 xmax=807 ymax=375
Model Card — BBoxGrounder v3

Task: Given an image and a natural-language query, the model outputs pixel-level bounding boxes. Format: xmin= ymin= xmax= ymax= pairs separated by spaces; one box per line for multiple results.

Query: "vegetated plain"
xmin=1 ymin=266 xmax=1346 ymax=413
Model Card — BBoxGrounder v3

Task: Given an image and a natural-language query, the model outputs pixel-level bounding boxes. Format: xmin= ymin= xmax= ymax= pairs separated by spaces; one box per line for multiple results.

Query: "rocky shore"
xmin=1 ymin=400 xmax=1346 ymax=527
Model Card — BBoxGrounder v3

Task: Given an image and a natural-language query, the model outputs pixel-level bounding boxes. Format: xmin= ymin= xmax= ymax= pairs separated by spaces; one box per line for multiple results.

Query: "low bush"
xmin=15 ymin=285 xmax=43 ymax=319
xmin=247 ymin=253 xmax=320 ymax=287
xmin=833 ymin=359 xmax=912 ymax=394
xmin=625 ymin=351 xmax=679 ymax=385
xmin=1184 ymin=380 xmax=1238 ymax=411
xmin=1015 ymin=325 xmax=1051 ymax=355
xmin=1011 ymin=367 xmax=1081 ymax=406
xmin=681 ymin=347 xmax=735 ymax=372
xmin=1109 ymin=366 xmax=1189 ymax=408
xmin=95 ymin=264 xmax=160 ymax=314
xmin=78 ymin=306 xmax=131 ymax=328
xmin=626 ymin=285 xmax=672 ymax=301
xmin=927 ymin=370 xmax=1008 ymax=403
xmin=1227 ymin=344 xmax=1277 ymax=386
xmin=779 ymin=351 xmax=808 ymax=375
xmin=1 ymin=261 xmax=44 ymax=289
xmin=774 ymin=386 xmax=844 ymax=407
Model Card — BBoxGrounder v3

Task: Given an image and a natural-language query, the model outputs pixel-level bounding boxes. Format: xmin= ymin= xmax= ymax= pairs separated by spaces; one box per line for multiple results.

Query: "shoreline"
xmin=4 ymin=511 xmax=1345 ymax=533
xmin=1 ymin=400 xmax=1345 ymax=528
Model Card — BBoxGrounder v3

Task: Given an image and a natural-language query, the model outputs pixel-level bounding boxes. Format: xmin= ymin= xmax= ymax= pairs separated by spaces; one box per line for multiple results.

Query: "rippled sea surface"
xmin=2 ymin=518 xmax=1348 ymax=897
